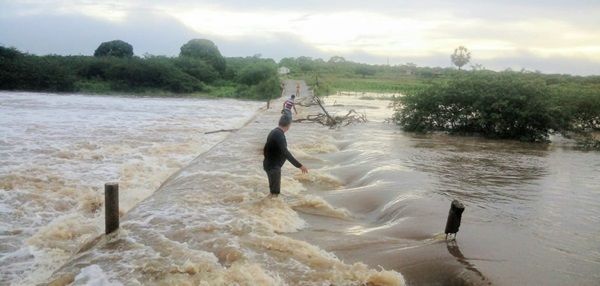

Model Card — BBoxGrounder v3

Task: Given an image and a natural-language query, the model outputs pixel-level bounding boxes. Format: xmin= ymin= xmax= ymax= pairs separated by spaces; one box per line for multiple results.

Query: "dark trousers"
xmin=265 ymin=168 xmax=281 ymax=195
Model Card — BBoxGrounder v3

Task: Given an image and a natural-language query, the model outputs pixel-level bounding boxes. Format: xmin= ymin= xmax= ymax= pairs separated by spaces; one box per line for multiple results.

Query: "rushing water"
xmin=0 ymin=92 xmax=263 ymax=285
xmin=293 ymin=93 xmax=600 ymax=285
xmin=2 ymin=85 xmax=599 ymax=286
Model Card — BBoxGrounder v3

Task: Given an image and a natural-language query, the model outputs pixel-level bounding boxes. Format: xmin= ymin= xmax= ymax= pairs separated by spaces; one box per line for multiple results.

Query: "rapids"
xmin=0 ymin=92 xmax=263 ymax=285
xmin=3 ymin=82 xmax=600 ymax=285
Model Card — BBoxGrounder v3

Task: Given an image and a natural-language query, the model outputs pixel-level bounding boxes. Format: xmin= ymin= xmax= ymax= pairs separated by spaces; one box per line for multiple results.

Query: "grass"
xmin=295 ymin=71 xmax=440 ymax=96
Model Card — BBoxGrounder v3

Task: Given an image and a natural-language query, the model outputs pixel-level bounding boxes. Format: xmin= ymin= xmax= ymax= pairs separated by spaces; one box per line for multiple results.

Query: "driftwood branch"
xmin=313 ymin=93 xmax=336 ymax=126
xmin=294 ymin=86 xmax=367 ymax=128
xmin=293 ymin=109 xmax=367 ymax=128
xmin=204 ymin=128 xmax=238 ymax=134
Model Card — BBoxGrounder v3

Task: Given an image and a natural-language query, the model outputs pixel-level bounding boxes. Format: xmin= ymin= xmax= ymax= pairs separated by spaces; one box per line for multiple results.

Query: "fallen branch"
xmin=204 ymin=128 xmax=238 ymax=134
xmin=313 ymin=93 xmax=336 ymax=125
xmin=294 ymin=109 xmax=367 ymax=128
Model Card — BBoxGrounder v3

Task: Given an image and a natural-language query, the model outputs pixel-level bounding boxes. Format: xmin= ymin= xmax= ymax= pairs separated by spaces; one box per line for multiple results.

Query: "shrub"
xmin=174 ymin=57 xmax=219 ymax=83
xmin=395 ymin=72 xmax=555 ymax=142
xmin=237 ymin=62 xmax=277 ymax=85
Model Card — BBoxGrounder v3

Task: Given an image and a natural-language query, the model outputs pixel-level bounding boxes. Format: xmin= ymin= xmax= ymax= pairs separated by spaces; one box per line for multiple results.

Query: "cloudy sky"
xmin=1 ymin=0 xmax=599 ymax=74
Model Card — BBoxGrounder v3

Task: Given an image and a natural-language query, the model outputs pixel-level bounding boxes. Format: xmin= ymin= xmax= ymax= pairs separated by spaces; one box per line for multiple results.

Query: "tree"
xmin=355 ymin=65 xmax=376 ymax=78
xmin=297 ymin=56 xmax=316 ymax=72
xmin=94 ymin=40 xmax=133 ymax=58
xmin=174 ymin=57 xmax=218 ymax=83
xmin=180 ymin=39 xmax=226 ymax=74
xmin=470 ymin=63 xmax=484 ymax=71
xmin=328 ymin=56 xmax=346 ymax=63
xmin=451 ymin=46 xmax=471 ymax=70
xmin=237 ymin=62 xmax=277 ymax=86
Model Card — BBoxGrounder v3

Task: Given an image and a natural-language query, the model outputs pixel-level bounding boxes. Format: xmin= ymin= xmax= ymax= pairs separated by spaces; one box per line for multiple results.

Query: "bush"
xmin=104 ymin=57 xmax=204 ymax=93
xmin=394 ymin=72 xmax=555 ymax=142
xmin=174 ymin=57 xmax=219 ymax=83
xmin=237 ymin=62 xmax=277 ymax=85
xmin=550 ymin=85 xmax=600 ymax=131
xmin=0 ymin=49 xmax=76 ymax=92
xmin=236 ymin=75 xmax=280 ymax=100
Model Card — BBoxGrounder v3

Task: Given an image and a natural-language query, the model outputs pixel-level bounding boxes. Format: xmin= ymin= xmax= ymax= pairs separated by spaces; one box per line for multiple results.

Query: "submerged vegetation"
xmin=0 ymin=39 xmax=280 ymax=99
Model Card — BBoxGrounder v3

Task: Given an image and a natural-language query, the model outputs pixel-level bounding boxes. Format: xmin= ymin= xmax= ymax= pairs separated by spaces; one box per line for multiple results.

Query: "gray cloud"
xmin=0 ymin=1 xmax=599 ymax=75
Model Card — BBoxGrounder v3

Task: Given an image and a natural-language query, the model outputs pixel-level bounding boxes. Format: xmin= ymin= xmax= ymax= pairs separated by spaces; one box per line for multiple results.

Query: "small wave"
xmin=289 ymin=194 xmax=351 ymax=219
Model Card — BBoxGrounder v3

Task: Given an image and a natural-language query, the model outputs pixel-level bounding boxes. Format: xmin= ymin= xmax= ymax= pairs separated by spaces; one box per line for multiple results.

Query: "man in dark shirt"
xmin=263 ymin=114 xmax=308 ymax=197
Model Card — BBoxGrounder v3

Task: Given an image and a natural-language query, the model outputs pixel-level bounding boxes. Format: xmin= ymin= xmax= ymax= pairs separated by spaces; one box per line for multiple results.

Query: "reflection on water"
xmin=446 ymin=240 xmax=489 ymax=285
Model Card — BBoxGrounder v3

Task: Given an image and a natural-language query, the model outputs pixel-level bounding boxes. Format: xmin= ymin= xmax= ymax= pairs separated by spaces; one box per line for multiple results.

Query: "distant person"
xmin=296 ymin=82 xmax=301 ymax=96
xmin=282 ymin=94 xmax=297 ymax=118
xmin=263 ymin=114 xmax=308 ymax=197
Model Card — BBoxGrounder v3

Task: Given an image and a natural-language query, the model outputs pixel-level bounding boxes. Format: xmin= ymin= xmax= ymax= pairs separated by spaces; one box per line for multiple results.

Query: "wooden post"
xmin=104 ymin=182 xmax=119 ymax=234
xmin=445 ymin=199 xmax=465 ymax=240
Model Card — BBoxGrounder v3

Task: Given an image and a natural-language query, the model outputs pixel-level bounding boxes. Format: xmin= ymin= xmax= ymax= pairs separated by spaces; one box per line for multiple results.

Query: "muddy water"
xmin=289 ymin=92 xmax=600 ymax=285
xmin=22 ymin=85 xmax=600 ymax=285
xmin=0 ymin=92 xmax=263 ymax=285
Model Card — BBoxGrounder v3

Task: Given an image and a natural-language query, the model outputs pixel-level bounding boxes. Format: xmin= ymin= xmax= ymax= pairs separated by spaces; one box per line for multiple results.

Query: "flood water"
xmin=292 ymin=92 xmax=600 ymax=285
xmin=2 ymin=86 xmax=600 ymax=286
xmin=0 ymin=92 xmax=263 ymax=285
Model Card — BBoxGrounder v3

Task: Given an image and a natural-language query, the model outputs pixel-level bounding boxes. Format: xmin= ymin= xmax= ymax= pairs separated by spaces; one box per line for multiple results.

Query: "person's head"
xmin=278 ymin=114 xmax=292 ymax=132
xmin=291 ymin=94 xmax=296 ymax=100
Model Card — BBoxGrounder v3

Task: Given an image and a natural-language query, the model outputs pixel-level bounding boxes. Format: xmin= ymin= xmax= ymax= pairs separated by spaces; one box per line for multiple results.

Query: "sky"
xmin=1 ymin=0 xmax=599 ymax=75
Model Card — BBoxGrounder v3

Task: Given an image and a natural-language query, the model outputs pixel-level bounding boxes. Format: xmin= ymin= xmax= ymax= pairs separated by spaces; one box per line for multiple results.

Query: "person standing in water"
xmin=282 ymin=94 xmax=297 ymax=118
xmin=263 ymin=114 xmax=308 ymax=197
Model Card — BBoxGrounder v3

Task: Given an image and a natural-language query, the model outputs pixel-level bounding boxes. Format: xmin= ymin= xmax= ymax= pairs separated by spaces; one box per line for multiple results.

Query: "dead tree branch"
xmin=204 ymin=128 xmax=238 ymax=134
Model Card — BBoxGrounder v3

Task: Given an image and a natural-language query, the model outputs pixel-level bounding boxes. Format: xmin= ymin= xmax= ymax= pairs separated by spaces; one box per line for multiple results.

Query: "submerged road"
xmin=46 ymin=80 xmax=404 ymax=286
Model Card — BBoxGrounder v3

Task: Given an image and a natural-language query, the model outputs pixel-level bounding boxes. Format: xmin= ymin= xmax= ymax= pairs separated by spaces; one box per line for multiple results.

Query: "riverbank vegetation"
xmin=2 ymin=42 xmax=599 ymax=146
xmin=0 ymin=39 xmax=280 ymax=100
xmin=279 ymin=55 xmax=599 ymax=146
xmin=394 ymin=72 xmax=600 ymax=143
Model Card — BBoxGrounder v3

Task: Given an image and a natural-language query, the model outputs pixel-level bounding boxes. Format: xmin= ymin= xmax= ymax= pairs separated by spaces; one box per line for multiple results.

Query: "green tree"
xmin=451 ymin=46 xmax=471 ymax=70
xmin=179 ymin=39 xmax=226 ymax=74
xmin=328 ymin=56 xmax=346 ymax=63
xmin=94 ymin=40 xmax=134 ymax=58
xmin=355 ymin=65 xmax=376 ymax=78
xmin=237 ymin=62 xmax=277 ymax=85
xmin=174 ymin=57 xmax=218 ymax=83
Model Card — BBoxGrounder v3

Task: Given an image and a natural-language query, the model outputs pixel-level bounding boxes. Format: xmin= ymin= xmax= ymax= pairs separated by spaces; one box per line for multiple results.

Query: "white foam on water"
xmin=39 ymin=84 xmax=405 ymax=286
xmin=73 ymin=265 xmax=124 ymax=286
xmin=0 ymin=91 xmax=263 ymax=285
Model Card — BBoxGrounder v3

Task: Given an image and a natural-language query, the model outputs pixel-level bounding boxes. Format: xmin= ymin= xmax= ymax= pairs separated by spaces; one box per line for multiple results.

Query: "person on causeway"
xmin=263 ymin=114 xmax=308 ymax=197
xmin=282 ymin=94 xmax=297 ymax=118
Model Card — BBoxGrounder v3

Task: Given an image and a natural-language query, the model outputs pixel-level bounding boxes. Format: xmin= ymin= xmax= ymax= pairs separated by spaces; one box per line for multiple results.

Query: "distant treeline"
xmin=0 ymin=39 xmax=280 ymax=99
xmin=279 ymin=56 xmax=468 ymax=96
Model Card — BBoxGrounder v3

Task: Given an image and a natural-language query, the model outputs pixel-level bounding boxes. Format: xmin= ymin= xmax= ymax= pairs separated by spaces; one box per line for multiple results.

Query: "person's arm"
xmin=293 ymin=104 xmax=298 ymax=115
xmin=284 ymin=148 xmax=302 ymax=168
xmin=276 ymin=131 xmax=303 ymax=168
